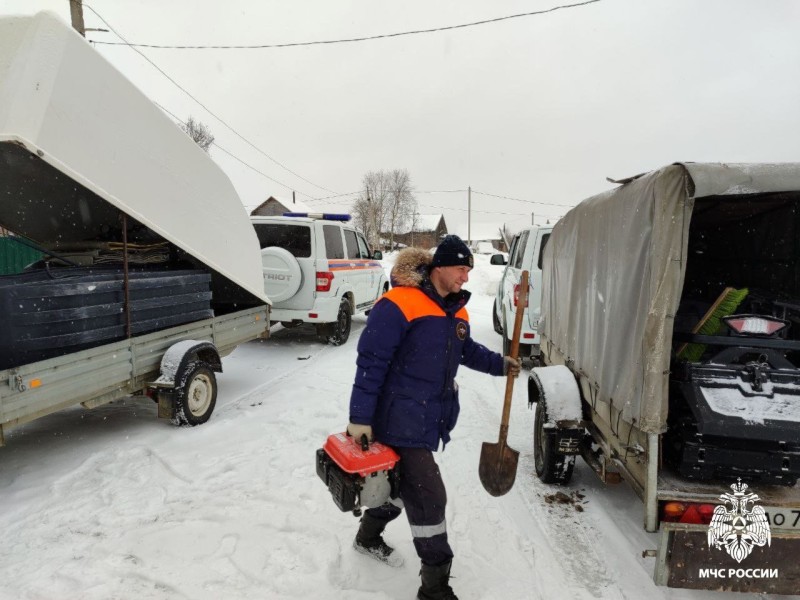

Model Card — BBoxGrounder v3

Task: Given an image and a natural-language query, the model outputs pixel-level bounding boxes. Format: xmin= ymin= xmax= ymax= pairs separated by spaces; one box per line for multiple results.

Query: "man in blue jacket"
xmin=347 ymin=235 xmax=520 ymax=600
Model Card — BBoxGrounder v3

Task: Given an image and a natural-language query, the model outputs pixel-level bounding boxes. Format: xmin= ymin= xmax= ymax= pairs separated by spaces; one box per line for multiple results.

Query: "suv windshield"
xmin=254 ymin=223 xmax=311 ymax=257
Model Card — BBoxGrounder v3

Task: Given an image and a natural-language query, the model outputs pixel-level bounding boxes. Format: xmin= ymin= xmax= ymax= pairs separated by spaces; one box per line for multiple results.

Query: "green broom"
xmin=677 ymin=287 xmax=749 ymax=363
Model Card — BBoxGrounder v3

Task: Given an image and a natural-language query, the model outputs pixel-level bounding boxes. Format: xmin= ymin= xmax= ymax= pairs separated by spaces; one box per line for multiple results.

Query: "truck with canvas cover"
xmin=528 ymin=162 xmax=800 ymax=593
xmin=0 ymin=12 xmax=271 ymax=444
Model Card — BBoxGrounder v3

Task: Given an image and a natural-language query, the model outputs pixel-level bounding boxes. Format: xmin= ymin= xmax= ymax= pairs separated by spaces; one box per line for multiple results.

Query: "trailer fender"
xmin=157 ymin=340 xmax=222 ymax=386
xmin=150 ymin=340 xmax=221 ymax=420
xmin=528 ymin=365 xmax=582 ymax=422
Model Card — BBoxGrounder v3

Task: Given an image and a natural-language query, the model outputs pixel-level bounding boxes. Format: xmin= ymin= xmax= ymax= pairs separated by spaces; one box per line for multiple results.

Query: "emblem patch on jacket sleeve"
xmin=456 ymin=322 xmax=467 ymax=340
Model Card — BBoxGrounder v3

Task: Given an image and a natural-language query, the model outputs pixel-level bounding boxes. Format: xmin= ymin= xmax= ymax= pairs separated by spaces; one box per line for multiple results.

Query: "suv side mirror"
xmin=372 ymin=250 xmax=383 ymax=260
xmin=490 ymin=254 xmax=506 ymax=266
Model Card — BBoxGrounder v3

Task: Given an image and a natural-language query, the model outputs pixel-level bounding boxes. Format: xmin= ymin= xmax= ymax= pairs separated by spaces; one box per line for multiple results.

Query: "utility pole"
xmin=467 ymin=186 xmax=472 ymax=247
xmin=531 ymin=212 xmax=535 ymax=226
xmin=69 ymin=0 xmax=86 ymax=37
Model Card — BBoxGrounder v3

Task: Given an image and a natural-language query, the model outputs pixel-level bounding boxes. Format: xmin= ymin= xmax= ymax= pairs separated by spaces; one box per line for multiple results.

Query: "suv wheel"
xmin=492 ymin=298 xmax=503 ymax=335
xmin=317 ymin=298 xmax=352 ymax=346
xmin=502 ymin=311 xmax=511 ymax=356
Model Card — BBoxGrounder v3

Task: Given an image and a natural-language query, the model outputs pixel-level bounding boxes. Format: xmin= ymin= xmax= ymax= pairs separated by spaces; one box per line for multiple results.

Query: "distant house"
xmin=250 ymin=195 xmax=314 ymax=217
xmin=391 ymin=214 xmax=448 ymax=250
xmin=454 ymin=222 xmax=507 ymax=253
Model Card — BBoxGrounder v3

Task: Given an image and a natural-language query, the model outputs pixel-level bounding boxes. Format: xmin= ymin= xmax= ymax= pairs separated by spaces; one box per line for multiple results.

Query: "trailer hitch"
xmin=745 ymin=356 xmax=769 ymax=392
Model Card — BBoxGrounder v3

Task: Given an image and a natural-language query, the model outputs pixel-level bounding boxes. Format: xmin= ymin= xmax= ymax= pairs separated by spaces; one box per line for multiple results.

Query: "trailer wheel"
xmin=173 ymin=361 xmax=217 ymax=426
xmin=534 ymin=399 xmax=575 ymax=484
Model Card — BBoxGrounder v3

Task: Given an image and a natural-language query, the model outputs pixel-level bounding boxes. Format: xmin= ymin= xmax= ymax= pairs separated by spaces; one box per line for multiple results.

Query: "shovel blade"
xmin=478 ymin=441 xmax=520 ymax=497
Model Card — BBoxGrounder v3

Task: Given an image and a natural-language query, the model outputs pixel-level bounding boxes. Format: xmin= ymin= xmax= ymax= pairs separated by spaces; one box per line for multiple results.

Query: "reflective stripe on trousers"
xmin=410 ymin=520 xmax=447 ymax=539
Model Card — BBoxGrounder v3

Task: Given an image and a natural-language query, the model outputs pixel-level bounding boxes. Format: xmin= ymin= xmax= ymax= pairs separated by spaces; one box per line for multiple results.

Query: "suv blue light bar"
xmin=283 ymin=212 xmax=351 ymax=222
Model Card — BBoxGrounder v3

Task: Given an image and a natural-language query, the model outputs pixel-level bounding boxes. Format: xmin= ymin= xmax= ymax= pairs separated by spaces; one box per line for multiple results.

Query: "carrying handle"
xmin=360 ymin=434 xmax=370 ymax=452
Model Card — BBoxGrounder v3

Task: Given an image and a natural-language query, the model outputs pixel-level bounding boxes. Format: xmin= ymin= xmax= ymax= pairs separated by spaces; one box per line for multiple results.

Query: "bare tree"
xmin=353 ymin=169 xmax=417 ymax=250
xmin=386 ymin=169 xmax=416 ymax=250
xmin=181 ymin=116 xmax=215 ymax=153
xmin=352 ymin=196 xmax=374 ymax=247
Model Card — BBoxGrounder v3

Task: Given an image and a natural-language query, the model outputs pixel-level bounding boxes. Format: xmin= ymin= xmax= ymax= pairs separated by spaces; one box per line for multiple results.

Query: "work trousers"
xmin=365 ymin=446 xmax=453 ymax=566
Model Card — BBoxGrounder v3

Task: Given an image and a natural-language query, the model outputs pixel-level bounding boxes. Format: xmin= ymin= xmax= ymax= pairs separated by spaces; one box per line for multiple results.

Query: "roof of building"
xmin=396 ymin=214 xmax=444 ymax=234
xmin=250 ymin=195 xmax=314 ymax=215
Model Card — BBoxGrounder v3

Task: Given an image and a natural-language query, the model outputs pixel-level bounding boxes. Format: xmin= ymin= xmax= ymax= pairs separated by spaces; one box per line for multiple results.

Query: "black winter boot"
xmin=353 ymin=513 xmax=404 ymax=567
xmin=417 ymin=560 xmax=458 ymax=600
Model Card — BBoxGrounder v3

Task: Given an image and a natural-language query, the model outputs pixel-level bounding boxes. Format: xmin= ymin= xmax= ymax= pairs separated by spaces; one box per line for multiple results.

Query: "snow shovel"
xmin=479 ymin=270 xmax=529 ymax=497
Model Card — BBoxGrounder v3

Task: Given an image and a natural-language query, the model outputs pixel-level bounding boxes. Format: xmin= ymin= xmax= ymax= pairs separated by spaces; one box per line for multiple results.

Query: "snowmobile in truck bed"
xmin=527 ymin=162 xmax=800 ymax=593
xmin=0 ymin=13 xmax=270 ymax=445
xmin=668 ymin=289 xmax=800 ymax=486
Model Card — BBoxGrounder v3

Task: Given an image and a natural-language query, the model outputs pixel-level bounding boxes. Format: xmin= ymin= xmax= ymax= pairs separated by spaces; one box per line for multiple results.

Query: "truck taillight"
xmin=723 ymin=315 xmax=788 ymax=337
xmin=316 ymin=272 xmax=334 ymax=292
xmin=513 ymin=284 xmax=529 ymax=308
xmin=661 ymin=501 xmax=716 ymax=525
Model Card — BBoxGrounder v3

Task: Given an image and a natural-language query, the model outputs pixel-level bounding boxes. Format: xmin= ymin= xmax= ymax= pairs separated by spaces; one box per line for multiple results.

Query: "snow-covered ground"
xmin=0 ymin=254 xmax=795 ymax=600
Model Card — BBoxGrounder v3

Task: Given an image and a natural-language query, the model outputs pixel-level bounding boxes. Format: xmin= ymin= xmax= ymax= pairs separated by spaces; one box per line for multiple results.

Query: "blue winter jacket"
xmin=349 ymin=248 xmax=505 ymax=450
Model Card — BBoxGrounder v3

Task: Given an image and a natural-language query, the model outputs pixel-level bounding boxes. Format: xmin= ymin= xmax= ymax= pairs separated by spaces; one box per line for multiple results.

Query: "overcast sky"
xmin=5 ymin=0 xmax=800 ymax=237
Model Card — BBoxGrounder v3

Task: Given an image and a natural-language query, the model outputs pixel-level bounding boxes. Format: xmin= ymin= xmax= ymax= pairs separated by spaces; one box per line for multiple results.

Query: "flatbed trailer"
xmin=0 ymin=305 xmax=268 ymax=446
xmin=0 ymin=13 xmax=271 ymax=443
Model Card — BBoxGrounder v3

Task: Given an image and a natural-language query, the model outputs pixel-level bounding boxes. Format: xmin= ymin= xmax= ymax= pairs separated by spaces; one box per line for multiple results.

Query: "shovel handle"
xmin=499 ymin=270 xmax=529 ymax=444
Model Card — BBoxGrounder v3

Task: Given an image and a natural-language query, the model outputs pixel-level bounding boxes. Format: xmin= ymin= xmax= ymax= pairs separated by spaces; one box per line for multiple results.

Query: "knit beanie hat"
xmin=431 ymin=235 xmax=474 ymax=268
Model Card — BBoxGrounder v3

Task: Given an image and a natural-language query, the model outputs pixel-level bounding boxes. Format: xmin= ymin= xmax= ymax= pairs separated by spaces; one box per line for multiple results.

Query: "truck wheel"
xmin=173 ymin=361 xmax=217 ymax=426
xmin=534 ymin=399 xmax=575 ymax=484
xmin=319 ymin=298 xmax=351 ymax=346
xmin=492 ymin=298 xmax=503 ymax=335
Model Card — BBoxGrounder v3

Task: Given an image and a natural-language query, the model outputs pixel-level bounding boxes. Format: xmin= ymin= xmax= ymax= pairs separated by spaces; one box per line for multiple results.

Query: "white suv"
xmin=491 ymin=225 xmax=552 ymax=363
xmin=251 ymin=213 xmax=389 ymax=345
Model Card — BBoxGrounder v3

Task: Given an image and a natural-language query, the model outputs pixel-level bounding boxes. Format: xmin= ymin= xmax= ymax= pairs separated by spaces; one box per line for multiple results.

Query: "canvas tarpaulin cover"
xmin=541 ymin=162 xmax=800 ymax=434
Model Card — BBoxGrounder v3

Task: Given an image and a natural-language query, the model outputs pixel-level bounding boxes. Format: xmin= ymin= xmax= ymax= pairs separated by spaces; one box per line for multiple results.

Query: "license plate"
xmin=764 ymin=506 xmax=800 ymax=530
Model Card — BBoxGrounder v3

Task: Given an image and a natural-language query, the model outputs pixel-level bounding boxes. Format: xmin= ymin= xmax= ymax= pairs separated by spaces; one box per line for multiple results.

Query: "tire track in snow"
xmin=216 ymin=340 xmax=334 ymax=417
xmin=448 ymin=371 xmax=558 ymax=598
xmin=458 ymin=371 xmax=619 ymax=599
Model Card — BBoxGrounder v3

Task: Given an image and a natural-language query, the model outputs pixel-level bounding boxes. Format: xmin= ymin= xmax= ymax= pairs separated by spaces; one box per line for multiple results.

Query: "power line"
xmin=82 ymin=3 xmax=336 ymax=199
xmin=416 ymin=189 xmax=468 ymax=194
xmin=418 ymin=202 xmax=561 ymax=218
xmin=304 ymin=191 xmax=362 ymax=202
xmin=305 ymin=189 xmax=469 ymax=203
xmin=154 ymin=102 xmax=304 ymax=195
xmin=89 ymin=1 xmax=601 ymax=50
xmin=294 ymin=189 xmax=575 ymax=216
xmin=471 ymin=189 xmax=575 ymax=208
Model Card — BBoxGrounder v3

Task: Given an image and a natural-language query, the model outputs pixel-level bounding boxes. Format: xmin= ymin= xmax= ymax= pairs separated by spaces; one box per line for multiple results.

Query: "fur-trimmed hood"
xmin=390 ymin=247 xmax=432 ymax=288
